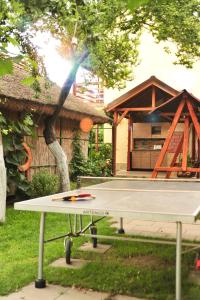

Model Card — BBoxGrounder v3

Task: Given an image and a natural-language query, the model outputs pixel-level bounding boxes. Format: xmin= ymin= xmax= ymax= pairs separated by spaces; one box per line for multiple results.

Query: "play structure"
xmin=151 ymin=90 xmax=200 ymax=178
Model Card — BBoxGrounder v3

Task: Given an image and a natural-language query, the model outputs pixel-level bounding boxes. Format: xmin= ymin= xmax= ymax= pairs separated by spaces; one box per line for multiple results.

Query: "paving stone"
xmin=113 ymin=295 xmax=146 ymax=300
xmin=57 ymin=288 xmax=109 ymax=300
xmin=188 ymin=271 xmax=200 ymax=285
xmin=111 ymin=218 xmax=200 ymax=241
xmin=0 ymin=291 xmax=25 ymax=300
xmin=50 ymin=258 xmax=89 ymax=269
xmin=0 ymin=284 xmax=150 ymax=300
xmin=0 ymin=283 xmax=66 ymax=300
xmin=79 ymin=242 xmax=111 ymax=253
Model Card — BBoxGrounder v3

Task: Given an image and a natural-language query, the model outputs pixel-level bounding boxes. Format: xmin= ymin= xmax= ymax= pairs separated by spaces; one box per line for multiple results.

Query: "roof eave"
xmin=150 ymin=90 xmax=200 ymax=114
xmin=0 ymin=95 xmax=109 ymax=124
xmin=106 ymin=76 xmax=179 ymax=112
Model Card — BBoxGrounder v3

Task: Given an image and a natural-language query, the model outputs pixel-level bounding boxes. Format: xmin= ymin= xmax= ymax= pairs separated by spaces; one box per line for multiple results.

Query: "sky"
xmin=104 ymin=31 xmax=200 ymax=104
xmin=32 ymin=32 xmax=88 ymax=87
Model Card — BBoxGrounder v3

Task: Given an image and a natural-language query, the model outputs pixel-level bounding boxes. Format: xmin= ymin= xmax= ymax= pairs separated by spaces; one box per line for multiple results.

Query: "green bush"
xmin=88 ymin=143 xmax=112 ymax=176
xmin=70 ymin=132 xmax=87 ymax=181
xmin=29 ymin=171 xmax=60 ymax=198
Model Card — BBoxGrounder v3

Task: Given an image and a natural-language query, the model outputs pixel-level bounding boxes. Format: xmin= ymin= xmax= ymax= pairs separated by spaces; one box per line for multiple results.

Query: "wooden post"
xmin=192 ymin=124 xmax=196 ymax=161
xmin=152 ymin=86 xmax=156 ymax=108
xmin=182 ymin=117 xmax=190 ymax=172
xmin=166 ymin=135 xmax=184 ymax=179
xmin=112 ymin=111 xmax=118 ymax=176
xmin=152 ymin=98 xmax=185 ymax=178
xmin=186 ymin=99 xmax=200 ymax=178
xmin=127 ymin=115 xmax=132 ymax=171
xmin=186 ymin=99 xmax=200 ymax=140
xmin=0 ymin=132 xmax=6 ymax=223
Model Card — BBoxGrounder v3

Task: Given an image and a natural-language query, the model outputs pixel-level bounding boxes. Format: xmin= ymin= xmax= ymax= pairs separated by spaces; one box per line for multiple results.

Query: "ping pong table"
xmin=14 ymin=177 xmax=200 ymax=300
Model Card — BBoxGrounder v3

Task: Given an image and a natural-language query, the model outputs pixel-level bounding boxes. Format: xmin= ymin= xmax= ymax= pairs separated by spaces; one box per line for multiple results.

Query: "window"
xmin=151 ymin=125 xmax=161 ymax=135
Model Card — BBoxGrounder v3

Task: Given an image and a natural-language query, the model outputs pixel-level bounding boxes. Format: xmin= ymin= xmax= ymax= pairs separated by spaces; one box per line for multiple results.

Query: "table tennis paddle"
xmin=52 ymin=193 xmax=96 ymax=201
xmin=63 ymin=193 xmax=95 ymax=201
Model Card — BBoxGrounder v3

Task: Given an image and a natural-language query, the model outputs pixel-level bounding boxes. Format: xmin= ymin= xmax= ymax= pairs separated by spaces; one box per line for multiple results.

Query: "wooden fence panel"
xmin=25 ymin=117 xmax=90 ymax=179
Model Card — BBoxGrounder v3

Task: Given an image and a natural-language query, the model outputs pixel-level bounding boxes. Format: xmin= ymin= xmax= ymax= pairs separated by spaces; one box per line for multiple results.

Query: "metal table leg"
xmin=118 ymin=217 xmax=125 ymax=234
xmin=35 ymin=212 xmax=46 ymax=288
xmin=176 ymin=222 xmax=182 ymax=300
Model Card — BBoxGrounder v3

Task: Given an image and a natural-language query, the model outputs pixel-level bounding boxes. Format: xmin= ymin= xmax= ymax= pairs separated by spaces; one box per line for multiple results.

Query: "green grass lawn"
xmin=0 ymin=208 xmax=200 ymax=300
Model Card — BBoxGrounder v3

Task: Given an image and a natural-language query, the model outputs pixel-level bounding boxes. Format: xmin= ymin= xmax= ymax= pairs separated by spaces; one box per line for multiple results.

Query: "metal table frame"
xmin=35 ymin=213 xmax=193 ymax=300
xmin=15 ymin=177 xmax=200 ymax=300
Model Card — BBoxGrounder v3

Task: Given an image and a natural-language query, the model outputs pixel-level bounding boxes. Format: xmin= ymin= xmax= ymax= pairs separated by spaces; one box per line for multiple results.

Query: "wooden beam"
xmin=192 ymin=124 xmax=196 ymax=161
xmin=186 ymin=99 xmax=200 ymax=141
xmin=114 ymin=111 xmax=118 ymax=125
xmin=156 ymin=166 xmax=200 ymax=172
xmin=116 ymin=107 xmax=152 ymax=112
xmin=161 ymin=112 xmax=200 ymax=117
xmin=156 ymin=167 xmax=182 ymax=172
xmin=112 ymin=111 xmax=118 ymax=175
xmin=166 ymin=135 xmax=183 ymax=179
xmin=187 ymin=168 xmax=200 ymax=172
xmin=117 ymin=109 xmax=129 ymax=125
xmin=152 ymin=86 xmax=156 ymax=108
xmin=151 ymin=98 xmax=186 ymax=178
xmin=182 ymin=117 xmax=190 ymax=171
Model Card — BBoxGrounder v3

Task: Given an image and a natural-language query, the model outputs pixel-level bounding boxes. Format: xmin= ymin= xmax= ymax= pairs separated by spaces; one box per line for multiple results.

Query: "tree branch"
xmin=43 ymin=49 xmax=89 ymax=144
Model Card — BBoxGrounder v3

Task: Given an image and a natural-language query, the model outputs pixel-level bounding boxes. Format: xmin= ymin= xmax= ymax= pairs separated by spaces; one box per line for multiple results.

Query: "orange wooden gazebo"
xmin=106 ymin=76 xmax=179 ymax=175
xmin=151 ymin=90 xmax=200 ymax=178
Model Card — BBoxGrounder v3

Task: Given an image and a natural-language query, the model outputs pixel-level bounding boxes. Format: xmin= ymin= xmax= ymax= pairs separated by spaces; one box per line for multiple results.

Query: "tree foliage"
xmin=0 ymin=0 xmax=199 ymax=86
xmin=140 ymin=0 xmax=200 ymax=67
xmin=1 ymin=0 xmax=200 ymax=191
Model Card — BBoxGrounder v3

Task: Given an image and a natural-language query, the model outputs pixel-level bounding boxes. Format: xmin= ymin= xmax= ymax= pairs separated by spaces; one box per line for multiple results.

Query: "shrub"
xmin=70 ymin=131 xmax=112 ymax=181
xmin=29 ymin=171 xmax=60 ymax=198
xmin=70 ymin=131 xmax=87 ymax=181
xmin=88 ymin=143 xmax=112 ymax=176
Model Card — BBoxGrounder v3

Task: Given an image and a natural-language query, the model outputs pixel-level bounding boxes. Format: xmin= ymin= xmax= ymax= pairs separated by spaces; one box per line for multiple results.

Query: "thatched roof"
xmin=0 ymin=64 xmax=109 ymax=124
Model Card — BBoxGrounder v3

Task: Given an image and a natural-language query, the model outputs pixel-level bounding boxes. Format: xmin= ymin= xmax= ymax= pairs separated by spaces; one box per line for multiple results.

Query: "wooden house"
xmin=106 ymin=76 xmax=200 ymax=175
xmin=0 ymin=64 xmax=109 ymax=178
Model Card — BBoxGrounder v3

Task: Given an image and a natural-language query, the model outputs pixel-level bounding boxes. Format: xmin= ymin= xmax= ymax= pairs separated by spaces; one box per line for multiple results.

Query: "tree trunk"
xmin=43 ymin=50 xmax=89 ymax=192
xmin=0 ymin=133 xmax=6 ymax=223
xmin=48 ymin=140 xmax=70 ymax=191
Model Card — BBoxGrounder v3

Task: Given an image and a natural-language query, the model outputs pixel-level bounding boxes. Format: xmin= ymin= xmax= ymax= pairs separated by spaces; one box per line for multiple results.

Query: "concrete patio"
xmin=0 ymin=283 xmax=146 ymax=300
xmin=112 ymin=218 xmax=200 ymax=241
